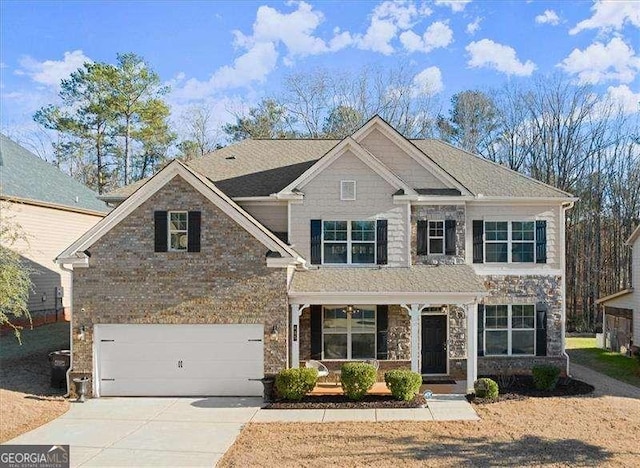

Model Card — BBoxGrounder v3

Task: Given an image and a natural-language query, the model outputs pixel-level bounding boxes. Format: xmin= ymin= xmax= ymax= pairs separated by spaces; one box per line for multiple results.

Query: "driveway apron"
xmin=5 ymin=397 xmax=262 ymax=467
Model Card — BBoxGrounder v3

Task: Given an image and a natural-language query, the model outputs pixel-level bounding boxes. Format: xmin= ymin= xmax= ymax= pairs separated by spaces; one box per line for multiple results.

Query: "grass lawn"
xmin=566 ymin=336 xmax=640 ymax=388
xmin=220 ymin=395 xmax=640 ymax=467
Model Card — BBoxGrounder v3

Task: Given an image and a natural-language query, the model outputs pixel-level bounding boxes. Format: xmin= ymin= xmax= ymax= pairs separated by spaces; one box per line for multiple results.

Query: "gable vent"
xmin=340 ymin=180 xmax=356 ymax=201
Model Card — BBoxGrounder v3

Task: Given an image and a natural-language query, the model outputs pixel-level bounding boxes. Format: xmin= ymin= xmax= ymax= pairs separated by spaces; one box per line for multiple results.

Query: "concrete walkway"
xmin=6 ymin=397 xmax=263 ymax=467
xmin=569 ymin=362 xmax=640 ymax=399
xmin=253 ymin=394 xmax=479 ymax=422
xmin=5 ymin=395 xmax=478 ymax=466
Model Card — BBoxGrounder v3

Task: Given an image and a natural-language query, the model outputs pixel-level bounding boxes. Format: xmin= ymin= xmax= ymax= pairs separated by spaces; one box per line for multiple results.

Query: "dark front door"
xmin=421 ymin=315 xmax=447 ymax=374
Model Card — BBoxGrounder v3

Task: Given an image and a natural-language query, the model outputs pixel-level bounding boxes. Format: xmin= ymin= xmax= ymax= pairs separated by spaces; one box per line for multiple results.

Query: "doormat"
xmin=422 ymin=379 xmax=457 ymax=385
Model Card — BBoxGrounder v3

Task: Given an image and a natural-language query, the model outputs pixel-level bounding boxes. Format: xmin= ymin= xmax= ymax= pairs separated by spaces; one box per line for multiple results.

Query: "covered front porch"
xmin=287 ymin=265 xmax=486 ymax=393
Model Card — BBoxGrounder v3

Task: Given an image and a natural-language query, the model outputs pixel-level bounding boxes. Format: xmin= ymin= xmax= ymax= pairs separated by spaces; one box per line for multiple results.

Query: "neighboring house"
xmin=596 ymin=225 xmax=639 ymax=354
xmin=0 ymin=134 xmax=108 ymax=327
xmin=56 ymin=116 xmax=576 ymax=397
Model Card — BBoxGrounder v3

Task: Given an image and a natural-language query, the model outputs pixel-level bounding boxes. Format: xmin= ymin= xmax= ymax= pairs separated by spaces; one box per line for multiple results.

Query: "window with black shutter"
xmin=376 ymin=305 xmax=388 ymax=360
xmin=154 ymin=211 xmax=168 ymax=252
xmin=417 ymin=220 xmax=428 ymax=255
xmin=376 ymin=220 xmax=387 ymax=265
xmin=472 ymin=220 xmax=484 ymax=263
xmin=445 ymin=220 xmax=456 ymax=255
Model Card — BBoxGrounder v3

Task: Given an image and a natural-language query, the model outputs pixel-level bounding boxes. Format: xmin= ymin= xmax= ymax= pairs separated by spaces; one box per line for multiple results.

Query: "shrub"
xmin=474 ymin=378 xmax=499 ymax=400
xmin=384 ymin=369 xmax=422 ymax=401
xmin=340 ymin=362 xmax=377 ymax=400
xmin=532 ymin=365 xmax=561 ymax=391
xmin=275 ymin=368 xmax=318 ymax=401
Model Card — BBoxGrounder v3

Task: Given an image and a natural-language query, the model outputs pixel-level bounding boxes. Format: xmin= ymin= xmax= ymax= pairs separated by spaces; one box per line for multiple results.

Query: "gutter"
xmin=58 ymin=263 xmax=74 ymax=398
xmin=561 ymin=201 xmax=575 ymax=375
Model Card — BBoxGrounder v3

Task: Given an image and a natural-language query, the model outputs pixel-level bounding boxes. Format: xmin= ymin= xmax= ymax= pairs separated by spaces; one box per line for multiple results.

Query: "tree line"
xmin=28 ymin=53 xmax=639 ymax=331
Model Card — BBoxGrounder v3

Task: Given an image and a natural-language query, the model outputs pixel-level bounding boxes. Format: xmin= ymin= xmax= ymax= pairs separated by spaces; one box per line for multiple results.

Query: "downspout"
xmin=561 ymin=201 xmax=575 ymax=375
xmin=59 ymin=263 xmax=74 ymax=398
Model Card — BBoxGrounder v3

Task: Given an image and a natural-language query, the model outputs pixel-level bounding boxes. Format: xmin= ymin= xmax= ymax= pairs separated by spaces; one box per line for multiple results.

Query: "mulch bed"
xmin=265 ymin=393 xmax=427 ymax=409
xmin=468 ymin=375 xmax=595 ymax=404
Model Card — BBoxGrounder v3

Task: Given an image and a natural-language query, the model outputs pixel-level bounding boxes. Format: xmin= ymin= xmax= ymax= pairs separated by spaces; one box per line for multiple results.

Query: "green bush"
xmin=275 ymin=368 xmax=318 ymax=401
xmin=340 ymin=362 xmax=377 ymax=400
xmin=384 ymin=370 xmax=422 ymax=401
xmin=532 ymin=365 xmax=561 ymax=391
xmin=474 ymin=378 xmax=499 ymax=400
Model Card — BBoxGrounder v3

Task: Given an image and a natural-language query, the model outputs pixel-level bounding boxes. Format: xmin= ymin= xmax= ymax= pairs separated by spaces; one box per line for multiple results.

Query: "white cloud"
xmin=234 ymin=1 xmax=349 ymax=57
xmin=355 ymin=0 xmax=430 ymax=55
xmin=434 ymin=0 xmax=471 ymax=13
xmin=400 ymin=21 xmax=453 ymax=53
xmin=535 ymin=9 xmax=560 ymax=26
xmin=606 ymin=84 xmax=640 ymax=115
xmin=559 ymin=37 xmax=640 ymax=84
xmin=412 ymin=66 xmax=443 ymax=96
xmin=570 ymin=0 xmax=640 ymax=35
xmin=16 ymin=50 xmax=92 ymax=88
xmin=466 ymin=17 xmax=482 ymax=35
xmin=466 ymin=39 xmax=536 ymax=76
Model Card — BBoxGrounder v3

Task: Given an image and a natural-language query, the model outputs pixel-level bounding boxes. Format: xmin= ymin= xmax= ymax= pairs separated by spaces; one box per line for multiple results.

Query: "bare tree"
xmin=181 ymin=104 xmax=219 ymax=158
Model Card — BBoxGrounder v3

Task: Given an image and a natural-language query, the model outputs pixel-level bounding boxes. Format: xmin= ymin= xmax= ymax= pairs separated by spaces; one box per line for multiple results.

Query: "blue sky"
xmin=1 ymin=0 xmax=639 ymax=144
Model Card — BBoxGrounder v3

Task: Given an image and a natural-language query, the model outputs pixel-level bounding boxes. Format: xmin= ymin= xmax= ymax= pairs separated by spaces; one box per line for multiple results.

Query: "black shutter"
xmin=376 ymin=219 xmax=388 ymax=265
xmin=477 ymin=304 xmax=485 ymax=357
xmin=187 ymin=211 xmax=201 ymax=252
xmin=310 ymin=220 xmax=322 ymax=265
xmin=473 ymin=220 xmax=484 ymax=263
xmin=310 ymin=305 xmax=323 ymax=360
xmin=536 ymin=220 xmax=547 ymax=264
xmin=154 ymin=211 xmax=168 ymax=252
xmin=445 ymin=220 xmax=456 ymax=255
xmin=417 ymin=220 xmax=427 ymax=255
xmin=536 ymin=302 xmax=548 ymax=356
xmin=376 ymin=305 xmax=388 ymax=360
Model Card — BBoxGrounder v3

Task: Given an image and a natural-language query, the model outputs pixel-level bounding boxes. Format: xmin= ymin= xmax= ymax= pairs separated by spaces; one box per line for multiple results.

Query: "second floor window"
xmin=169 ymin=211 xmax=188 ymax=251
xmin=323 ymin=220 xmax=376 ymax=264
xmin=485 ymin=221 xmax=535 ymax=263
xmin=428 ymin=221 xmax=445 ymax=254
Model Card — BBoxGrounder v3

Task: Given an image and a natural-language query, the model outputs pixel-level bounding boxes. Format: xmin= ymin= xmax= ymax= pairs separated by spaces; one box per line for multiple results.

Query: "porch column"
xmin=401 ymin=304 xmax=423 ymax=373
xmin=466 ymin=303 xmax=478 ymax=393
xmin=290 ymin=304 xmax=308 ymax=368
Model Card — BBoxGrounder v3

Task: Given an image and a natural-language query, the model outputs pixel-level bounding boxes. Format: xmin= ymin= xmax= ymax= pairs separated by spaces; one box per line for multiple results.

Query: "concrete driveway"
xmin=6 ymin=397 xmax=262 ymax=467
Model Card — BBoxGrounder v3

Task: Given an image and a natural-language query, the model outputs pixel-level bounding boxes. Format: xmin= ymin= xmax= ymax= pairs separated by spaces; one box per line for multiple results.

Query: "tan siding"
xmin=465 ymin=203 xmax=561 ymax=271
xmin=290 ymin=150 xmax=408 ymax=266
xmin=1 ymin=202 xmax=103 ymax=311
xmin=237 ymin=202 xmax=287 ymax=232
xmin=359 ymin=129 xmax=448 ymax=189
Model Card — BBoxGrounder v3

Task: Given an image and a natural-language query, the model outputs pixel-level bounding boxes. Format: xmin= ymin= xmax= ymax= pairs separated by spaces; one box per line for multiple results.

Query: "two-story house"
xmin=56 ymin=117 xmax=576 ymax=397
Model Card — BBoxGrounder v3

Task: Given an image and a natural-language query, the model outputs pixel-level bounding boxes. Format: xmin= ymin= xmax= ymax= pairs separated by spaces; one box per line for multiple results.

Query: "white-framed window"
xmin=428 ymin=220 xmax=445 ymax=254
xmin=322 ymin=306 xmax=376 ymax=359
xmin=323 ymin=220 xmax=376 ymax=264
xmin=484 ymin=304 xmax=535 ymax=356
xmin=484 ymin=221 xmax=536 ymax=263
xmin=168 ymin=211 xmax=188 ymax=251
xmin=340 ymin=180 xmax=356 ymax=201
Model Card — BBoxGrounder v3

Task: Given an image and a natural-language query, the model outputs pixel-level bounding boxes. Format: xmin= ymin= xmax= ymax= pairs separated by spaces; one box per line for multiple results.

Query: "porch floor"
xmin=310 ymin=380 xmax=468 ymax=395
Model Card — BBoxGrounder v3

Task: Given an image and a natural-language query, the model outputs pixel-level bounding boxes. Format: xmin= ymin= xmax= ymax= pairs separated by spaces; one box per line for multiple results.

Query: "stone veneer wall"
xmin=71 ymin=176 xmax=289 ymax=395
xmin=411 ymin=205 xmax=465 ymax=265
xmin=478 ymin=274 xmax=567 ymax=375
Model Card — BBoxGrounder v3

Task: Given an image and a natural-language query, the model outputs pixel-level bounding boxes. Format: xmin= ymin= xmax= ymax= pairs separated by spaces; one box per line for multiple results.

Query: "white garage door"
xmin=95 ymin=324 xmax=264 ymax=397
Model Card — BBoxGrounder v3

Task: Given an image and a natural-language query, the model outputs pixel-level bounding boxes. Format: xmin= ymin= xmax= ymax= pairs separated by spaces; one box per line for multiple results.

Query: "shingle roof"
xmin=103 ymin=137 xmax=572 ymax=200
xmin=0 ymin=134 xmax=109 ymax=213
xmin=290 ymin=265 xmax=486 ymax=294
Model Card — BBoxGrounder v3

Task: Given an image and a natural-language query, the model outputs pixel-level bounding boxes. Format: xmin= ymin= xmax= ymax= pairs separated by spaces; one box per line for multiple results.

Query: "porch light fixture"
xmin=270 ymin=324 xmax=279 ymax=342
xmin=77 ymin=325 xmax=86 ymax=341
xmin=343 ymin=305 xmax=360 ymax=315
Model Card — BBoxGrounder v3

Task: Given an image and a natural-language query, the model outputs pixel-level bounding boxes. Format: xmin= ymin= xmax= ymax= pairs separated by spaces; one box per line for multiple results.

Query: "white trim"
xmin=466 ymin=303 xmax=478 ymax=393
xmin=626 ymin=224 xmax=640 ymax=246
xmin=56 ymin=161 xmax=305 ymax=266
xmin=351 ymin=116 xmax=472 ymax=196
xmin=277 ymin=137 xmax=417 ymax=196
xmin=394 ymin=195 xmax=473 ymax=205
xmin=290 ymin=292 xmax=485 ymax=305
xmin=473 ymin=268 xmax=563 ymax=276
xmin=340 ymin=180 xmax=356 ymax=201
xmin=469 ymin=197 xmax=578 ymax=204
xmin=233 ymin=196 xmax=284 ymax=203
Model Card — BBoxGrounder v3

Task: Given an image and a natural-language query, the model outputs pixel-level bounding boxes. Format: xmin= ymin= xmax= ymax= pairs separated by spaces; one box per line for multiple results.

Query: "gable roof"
xmin=278 ymin=136 xmax=417 ymax=196
xmin=57 ymin=160 xmax=304 ymax=266
xmin=102 ymin=123 xmax=575 ymax=202
xmin=0 ymin=134 xmax=108 ymax=214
